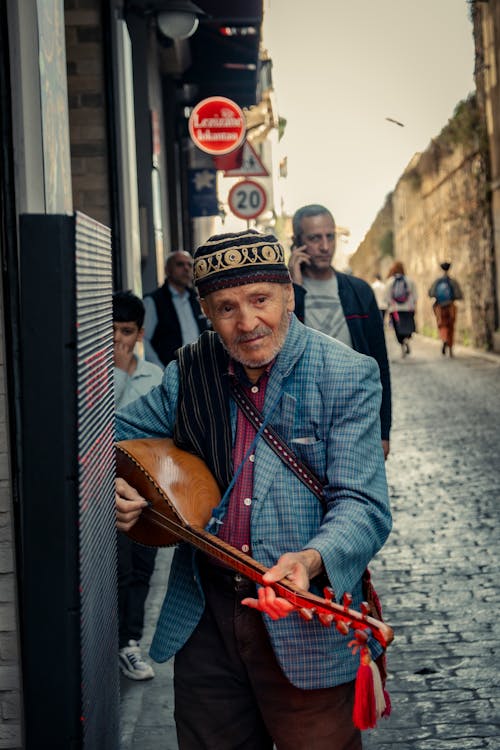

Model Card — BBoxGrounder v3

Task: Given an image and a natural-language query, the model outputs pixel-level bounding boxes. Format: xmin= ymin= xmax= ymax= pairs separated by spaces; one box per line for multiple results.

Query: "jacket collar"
xmin=273 ymin=313 xmax=308 ymax=380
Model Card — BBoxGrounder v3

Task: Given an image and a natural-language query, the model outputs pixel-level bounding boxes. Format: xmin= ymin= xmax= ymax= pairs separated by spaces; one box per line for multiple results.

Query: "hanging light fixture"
xmin=157 ymin=1 xmax=206 ymax=41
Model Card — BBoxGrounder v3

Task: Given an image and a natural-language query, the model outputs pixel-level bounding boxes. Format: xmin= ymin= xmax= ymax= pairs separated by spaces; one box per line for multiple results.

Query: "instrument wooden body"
xmin=115 ymin=437 xmax=393 ymax=649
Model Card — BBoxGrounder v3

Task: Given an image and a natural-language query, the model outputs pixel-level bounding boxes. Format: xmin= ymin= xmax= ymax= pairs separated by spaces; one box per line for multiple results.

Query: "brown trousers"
xmin=434 ymin=302 xmax=457 ymax=347
xmin=174 ymin=562 xmax=362 ymax=750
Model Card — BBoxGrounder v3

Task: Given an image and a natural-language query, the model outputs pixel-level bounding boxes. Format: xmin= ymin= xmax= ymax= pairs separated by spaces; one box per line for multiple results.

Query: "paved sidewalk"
xmin=119 ymin=547 xmax=176 ymax=750
xmin=120 ymin=333 xmax=500 ymax=749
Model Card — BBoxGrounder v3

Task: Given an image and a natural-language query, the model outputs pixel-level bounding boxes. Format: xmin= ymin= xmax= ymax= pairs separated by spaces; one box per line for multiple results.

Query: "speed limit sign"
xmin=228 ymin=180 xmax=267 ymax=220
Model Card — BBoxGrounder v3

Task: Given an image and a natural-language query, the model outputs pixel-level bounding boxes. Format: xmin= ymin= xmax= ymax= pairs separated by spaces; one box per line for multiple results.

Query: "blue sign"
xmin=188 ymin=168 xmax=218 ymax=217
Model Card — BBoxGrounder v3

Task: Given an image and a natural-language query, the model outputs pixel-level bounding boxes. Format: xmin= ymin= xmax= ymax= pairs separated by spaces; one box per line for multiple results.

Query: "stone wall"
xmin=392 ymin=142 xmax=494 ymax=348
xmin=349 ymin=193 xmax=394 ymax=283
xmin=472 ymin=0 xmax=500 ymax=351
xmin=351 ymin=97 xmax=495 ymax=350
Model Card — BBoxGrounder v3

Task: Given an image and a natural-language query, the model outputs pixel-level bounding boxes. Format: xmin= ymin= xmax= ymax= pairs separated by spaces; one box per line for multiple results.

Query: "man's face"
xmin=201 ymin=282 xmax=294 ymax=375
xmin=297 ymin=213 xmax=336 ymax=272
xmin=167 ymin=252 xmax=194 ymax=290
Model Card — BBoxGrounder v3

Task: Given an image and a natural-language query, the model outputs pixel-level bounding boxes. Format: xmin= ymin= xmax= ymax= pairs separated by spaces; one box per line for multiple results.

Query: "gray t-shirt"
xmin=302 ymin=275 xmax=353 ymax=348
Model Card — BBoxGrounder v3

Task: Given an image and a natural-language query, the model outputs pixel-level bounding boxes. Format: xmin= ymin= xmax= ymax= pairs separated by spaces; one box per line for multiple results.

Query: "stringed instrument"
xmin=115 ymin=437 xmax=394 ymax=650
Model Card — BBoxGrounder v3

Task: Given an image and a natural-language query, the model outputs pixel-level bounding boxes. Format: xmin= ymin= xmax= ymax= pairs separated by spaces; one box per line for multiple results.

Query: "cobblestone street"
xmin=120 ymin=333 xmax=500 ymax=749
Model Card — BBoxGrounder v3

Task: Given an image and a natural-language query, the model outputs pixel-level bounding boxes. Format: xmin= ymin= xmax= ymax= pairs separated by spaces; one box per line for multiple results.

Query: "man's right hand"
xmin=115 ymin=478 xmax=148 ymax=532
xmin=287 ymin=245 xmax=310 ymax=285
xmin=113 ymin=340 xmax=135 ymax=373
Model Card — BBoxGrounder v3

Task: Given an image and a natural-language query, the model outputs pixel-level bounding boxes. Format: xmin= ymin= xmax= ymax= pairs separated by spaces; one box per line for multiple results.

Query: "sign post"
xmin=189 ymin=96 xmax=246 ymax=156
xmin=228 ymin=179 xmax=267 ymax=221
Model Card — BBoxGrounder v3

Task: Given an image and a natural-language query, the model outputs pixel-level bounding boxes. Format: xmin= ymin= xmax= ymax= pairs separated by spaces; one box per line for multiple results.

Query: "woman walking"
xmin=385 ymin=261 xmax=418 ymax=357
xmin=428 ymin=261 xmax=463 ymax=357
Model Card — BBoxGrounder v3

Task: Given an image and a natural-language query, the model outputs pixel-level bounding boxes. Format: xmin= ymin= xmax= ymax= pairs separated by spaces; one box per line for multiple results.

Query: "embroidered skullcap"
xmin=193 ymin=229 xmax=291 ymax=296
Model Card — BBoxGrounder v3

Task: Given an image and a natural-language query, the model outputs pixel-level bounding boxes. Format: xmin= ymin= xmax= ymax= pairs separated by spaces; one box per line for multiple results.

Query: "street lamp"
xmin=157 ymin=1 xmax=206 ymax=41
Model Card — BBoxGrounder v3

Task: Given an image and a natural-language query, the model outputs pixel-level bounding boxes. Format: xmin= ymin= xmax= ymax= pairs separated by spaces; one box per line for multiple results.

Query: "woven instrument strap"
xmin=230 ymin=381 xmax=326 ymax=505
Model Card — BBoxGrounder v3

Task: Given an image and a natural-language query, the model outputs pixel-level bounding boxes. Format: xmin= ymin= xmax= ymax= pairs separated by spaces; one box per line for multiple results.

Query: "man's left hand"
xmin=241 ymin=549 xmax=323 ymax=620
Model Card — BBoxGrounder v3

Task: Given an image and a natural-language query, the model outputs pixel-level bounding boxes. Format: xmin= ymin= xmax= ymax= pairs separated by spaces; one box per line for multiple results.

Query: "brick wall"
xmin=65 ymin=0 xmax=111 ymax=226
xmin=0 ymin=283 xmax=22 ymax=748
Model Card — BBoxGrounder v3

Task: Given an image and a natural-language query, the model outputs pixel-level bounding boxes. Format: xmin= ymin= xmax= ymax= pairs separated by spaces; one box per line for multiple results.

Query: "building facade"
xmin=0 ymin=1 xmax=268 ymax=746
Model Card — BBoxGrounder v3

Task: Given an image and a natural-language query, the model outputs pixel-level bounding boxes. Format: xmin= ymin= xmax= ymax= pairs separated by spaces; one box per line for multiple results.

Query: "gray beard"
xmin=217 ymin=312 xmax=290 ymax=369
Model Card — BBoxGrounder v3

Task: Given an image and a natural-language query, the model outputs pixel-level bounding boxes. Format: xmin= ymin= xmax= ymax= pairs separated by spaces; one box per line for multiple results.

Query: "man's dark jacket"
xmin=293 ymin=272 xmax=391 ymax=440
xmin=146 ymin=282 xmax=209 ymax=367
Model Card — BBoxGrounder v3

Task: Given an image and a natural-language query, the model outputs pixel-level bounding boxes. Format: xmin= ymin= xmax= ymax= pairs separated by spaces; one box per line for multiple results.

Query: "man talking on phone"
xmin=289 ymin=204 xmax=391 ymax=459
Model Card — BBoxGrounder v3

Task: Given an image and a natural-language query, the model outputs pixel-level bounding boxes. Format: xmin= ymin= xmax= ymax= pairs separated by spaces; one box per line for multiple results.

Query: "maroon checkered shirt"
xmin=217 ymin=366 xmax=271 ymax=554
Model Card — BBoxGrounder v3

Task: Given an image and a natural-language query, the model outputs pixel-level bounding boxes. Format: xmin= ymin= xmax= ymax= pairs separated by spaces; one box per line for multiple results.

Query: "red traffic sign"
xmin=228 ymin=180 xmax=267 ymax=220
xmin=189 ymin=96 xmax=246 ymax=156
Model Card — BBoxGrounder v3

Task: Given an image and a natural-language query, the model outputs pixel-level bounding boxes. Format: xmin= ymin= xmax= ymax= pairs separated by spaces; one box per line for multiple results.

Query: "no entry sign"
xmin=189 ymin=96 xmax=246 ymax=156
xmin=228 ymin=180 xmax=267 ymax=220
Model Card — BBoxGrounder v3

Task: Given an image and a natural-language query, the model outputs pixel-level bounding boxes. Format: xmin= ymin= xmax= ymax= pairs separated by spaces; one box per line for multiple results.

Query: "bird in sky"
xmin=385 ymin=117 xmax=405 ymax=127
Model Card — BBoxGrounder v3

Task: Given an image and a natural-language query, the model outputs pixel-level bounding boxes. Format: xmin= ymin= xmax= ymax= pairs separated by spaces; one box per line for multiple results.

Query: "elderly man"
xmin=143 ymin=250 xmax=209 ymax=367
xmin=115 ymin=229 xmax=392 ymax=750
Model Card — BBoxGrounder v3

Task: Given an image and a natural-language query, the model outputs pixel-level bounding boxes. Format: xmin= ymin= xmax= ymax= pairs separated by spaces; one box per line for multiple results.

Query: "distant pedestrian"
xmin=113 ymin=290 xmax=164 ymax=680
xmin=385 ymin=261 xmax=417 ymax=357
xmin=143 ymin=250 xmax=209 ymax=368
xmin=428 ymin=261 xmax=463 ymax=357
xmin=371 ymin=274 xmax=388 ymax=324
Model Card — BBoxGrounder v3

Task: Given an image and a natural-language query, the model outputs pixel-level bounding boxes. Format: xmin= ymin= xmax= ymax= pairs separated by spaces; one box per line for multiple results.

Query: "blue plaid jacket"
xmin=116 ymin=315 xmax=392 ymax=689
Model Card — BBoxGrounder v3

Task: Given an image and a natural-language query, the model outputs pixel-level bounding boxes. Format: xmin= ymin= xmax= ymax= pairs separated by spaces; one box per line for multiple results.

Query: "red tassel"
xmin=352 ymin=647 xmax=387 ymax=730
xmin=353 ymin=648 xmax=377 ymax=730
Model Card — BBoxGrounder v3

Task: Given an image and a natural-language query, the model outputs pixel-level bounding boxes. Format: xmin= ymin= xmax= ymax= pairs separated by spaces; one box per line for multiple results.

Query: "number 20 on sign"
xmin=228 ymin=180 xmax=267 ymax=220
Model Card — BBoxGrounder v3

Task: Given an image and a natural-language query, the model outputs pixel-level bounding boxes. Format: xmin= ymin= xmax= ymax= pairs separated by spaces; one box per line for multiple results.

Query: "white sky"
xmin=262 ymin=0 xmax=475 ymax=256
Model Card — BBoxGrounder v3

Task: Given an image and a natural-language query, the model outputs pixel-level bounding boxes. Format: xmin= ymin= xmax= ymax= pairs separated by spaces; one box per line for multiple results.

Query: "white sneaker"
xmin=119 ymin=640 xmax=155 ymax=681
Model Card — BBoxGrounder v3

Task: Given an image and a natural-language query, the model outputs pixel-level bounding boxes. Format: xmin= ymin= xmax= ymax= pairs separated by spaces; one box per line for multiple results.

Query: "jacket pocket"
xmin=290 ymin=438 xmax=326 ymax=484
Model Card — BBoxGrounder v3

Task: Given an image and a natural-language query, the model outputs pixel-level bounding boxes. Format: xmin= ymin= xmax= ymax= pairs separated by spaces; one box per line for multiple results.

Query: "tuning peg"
xmin=323 ymin=586 xmax=335 ymax=601
xmin=299 ymin=607 xmax=315 ymax=621
xmin=343 ymin=593 xmax=353 ymax=611
xmin=336 ymin=620 xmax=351 ymax=635
xmin=360 ymin=601 xmax=370 ymax=618
xmin=318 ymin=613 xmax=334 ymax=627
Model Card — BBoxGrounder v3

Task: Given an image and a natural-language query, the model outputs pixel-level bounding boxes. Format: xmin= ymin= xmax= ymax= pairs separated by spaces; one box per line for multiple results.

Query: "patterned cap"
xmin=193 ymin=229 xmax=291 ymax=297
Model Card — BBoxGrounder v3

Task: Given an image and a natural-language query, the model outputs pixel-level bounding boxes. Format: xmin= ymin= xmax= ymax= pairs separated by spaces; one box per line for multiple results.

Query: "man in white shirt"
xmin=143 ymin=251 xmax=209 ymax=367
xmin=289 ymin=204 xmax=392 ymax=460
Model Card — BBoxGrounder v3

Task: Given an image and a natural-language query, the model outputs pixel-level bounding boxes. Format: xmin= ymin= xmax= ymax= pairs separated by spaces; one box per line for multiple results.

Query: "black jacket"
xmin=293 ymin=272 xmax=391 ymax=440
xmin=146 ymin=282 xmax=209 ymax=367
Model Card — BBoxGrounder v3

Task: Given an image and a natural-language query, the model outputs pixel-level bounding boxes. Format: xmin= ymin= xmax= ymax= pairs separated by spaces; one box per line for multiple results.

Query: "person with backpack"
xmin=385 ymin=261 xmax=418 ymax=357
xmin=428 ymin=261 xmax=463 ymax=357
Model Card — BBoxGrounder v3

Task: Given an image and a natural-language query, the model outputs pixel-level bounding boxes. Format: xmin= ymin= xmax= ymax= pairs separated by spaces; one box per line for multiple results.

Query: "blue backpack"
xmin=391 ymin=274 xmax=409 ymax=304
xmin=435 ymin=277 xmax=453 ymax=305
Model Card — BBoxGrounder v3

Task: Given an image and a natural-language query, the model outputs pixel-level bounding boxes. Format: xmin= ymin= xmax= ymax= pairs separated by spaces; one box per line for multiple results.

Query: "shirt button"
xmin=251 ymin=385 xmax=259 ymax=394
xmin=241 ymin=544 xmax=250 ymax=553
xmin=243 ymin=497 xmax=252 ymax=506
xmin=249 ymin=454 xmax=255 ymax=462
